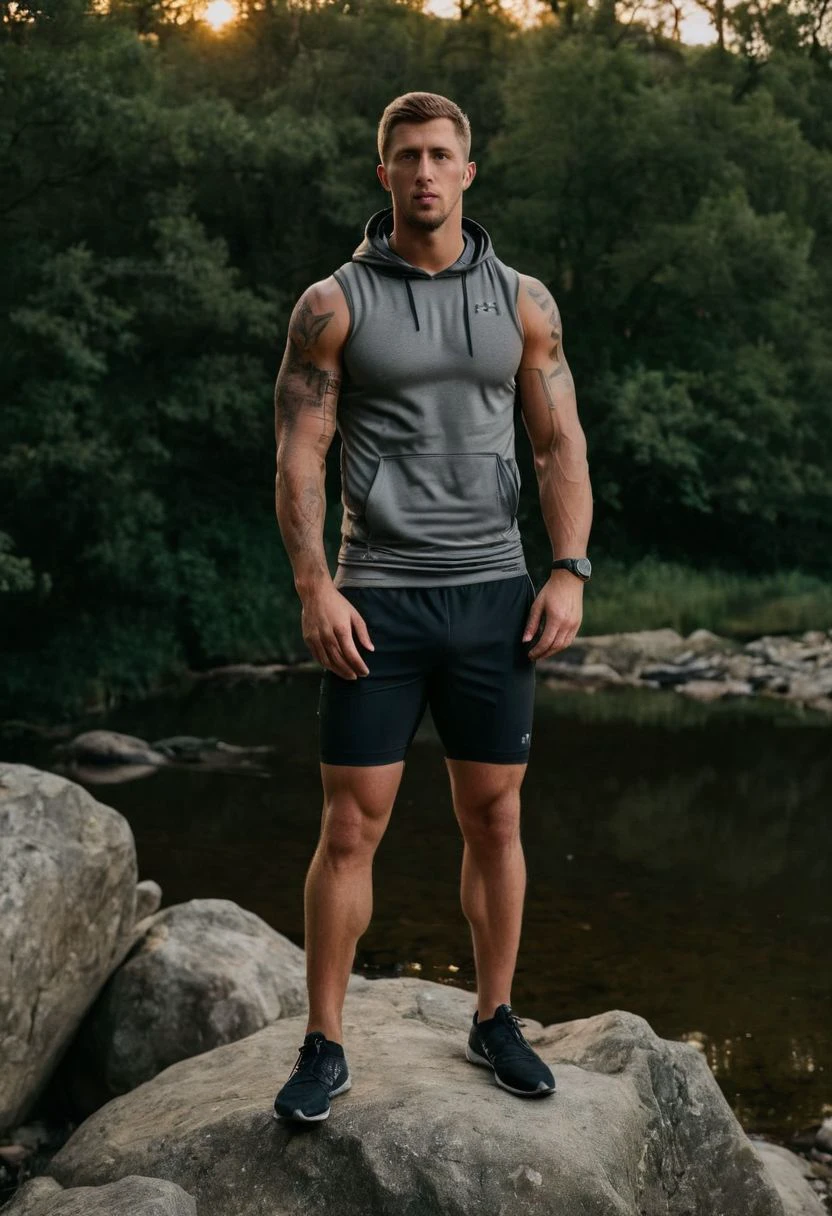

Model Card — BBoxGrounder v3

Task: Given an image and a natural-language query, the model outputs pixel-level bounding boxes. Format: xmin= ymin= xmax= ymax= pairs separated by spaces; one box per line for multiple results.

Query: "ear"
xmin=462 ymin=160 xmax=477 ymax=191
xmin=376 ymin=163 xmax=391 ymax=192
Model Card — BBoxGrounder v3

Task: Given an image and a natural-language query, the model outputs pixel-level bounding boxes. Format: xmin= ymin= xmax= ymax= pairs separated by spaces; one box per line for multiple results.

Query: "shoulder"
xmin=295 ymin=274 xmax=350 ymax=322
xmin=515 ymin=273 xmax=562 ymax=343
xmin=289 ymin=274 xmax=350 ymax=353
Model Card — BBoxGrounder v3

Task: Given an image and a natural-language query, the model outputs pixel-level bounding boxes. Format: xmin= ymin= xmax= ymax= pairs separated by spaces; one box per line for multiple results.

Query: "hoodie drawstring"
xmin=461 ymin=270 xmax=473 ymax=359
xmin=404 ymin=278 xmax=420 ymax=332
xmin=401 ymin=269 xmax=474 ymax=360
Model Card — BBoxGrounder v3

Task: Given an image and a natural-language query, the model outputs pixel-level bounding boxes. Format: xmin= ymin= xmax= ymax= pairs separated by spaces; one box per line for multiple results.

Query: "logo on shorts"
xmin=521 ymin=733 xmax=531 ymax=745
xmin=474 ymin=301 xmax=500 ymax=314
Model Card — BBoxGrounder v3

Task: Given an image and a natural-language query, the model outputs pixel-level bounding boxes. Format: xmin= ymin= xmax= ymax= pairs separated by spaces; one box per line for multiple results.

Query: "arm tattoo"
xmin=275 ymin=300 xmax=340 ymax=436
xmin=524 ymin=282 xmax=572 ymax=409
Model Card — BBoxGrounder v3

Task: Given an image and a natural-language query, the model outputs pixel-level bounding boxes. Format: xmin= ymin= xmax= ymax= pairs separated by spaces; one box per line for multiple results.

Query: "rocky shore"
xmin=1 ymin=761 xmax=830 ymax=1215
xmin=535 ymin=627 xmax=832 ymax=713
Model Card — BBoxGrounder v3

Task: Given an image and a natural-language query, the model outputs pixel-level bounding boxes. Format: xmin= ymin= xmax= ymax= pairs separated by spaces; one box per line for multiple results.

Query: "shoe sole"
xmin=272 ymin=1074 xmax=352 ymax=1123
xmin=466 ymin=1044 xmax=556 ymax=1097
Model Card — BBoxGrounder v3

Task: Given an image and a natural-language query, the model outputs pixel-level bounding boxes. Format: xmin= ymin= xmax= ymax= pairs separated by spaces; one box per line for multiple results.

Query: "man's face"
xmin=377 ymin=117 xmax=476 ymax=231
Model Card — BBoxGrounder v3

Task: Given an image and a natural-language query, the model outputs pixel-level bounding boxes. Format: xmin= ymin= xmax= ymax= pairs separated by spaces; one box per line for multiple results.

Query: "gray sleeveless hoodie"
xmin=332 ymin=207 xmax=528 ymax=588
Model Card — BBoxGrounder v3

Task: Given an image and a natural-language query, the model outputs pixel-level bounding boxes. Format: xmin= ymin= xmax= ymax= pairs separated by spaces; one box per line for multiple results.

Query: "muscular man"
xmin=272 ymin=91 xmax=592 ymax=1122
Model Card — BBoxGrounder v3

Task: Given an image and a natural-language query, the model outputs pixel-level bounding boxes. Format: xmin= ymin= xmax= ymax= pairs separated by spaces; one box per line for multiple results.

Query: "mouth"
xmin=413 ymin=193 xmax=439 ymax=204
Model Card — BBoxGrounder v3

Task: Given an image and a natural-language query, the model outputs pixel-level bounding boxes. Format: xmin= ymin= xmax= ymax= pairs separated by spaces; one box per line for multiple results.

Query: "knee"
xmin=458 ymin=793 xmax=521 ymax=854
xmin=319 ymin=800 xmax=384 ymax=867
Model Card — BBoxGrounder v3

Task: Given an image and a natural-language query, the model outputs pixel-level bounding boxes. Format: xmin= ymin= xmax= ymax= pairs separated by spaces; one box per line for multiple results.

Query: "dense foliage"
xmin=2 ymin=0 xmax=831 ymax=718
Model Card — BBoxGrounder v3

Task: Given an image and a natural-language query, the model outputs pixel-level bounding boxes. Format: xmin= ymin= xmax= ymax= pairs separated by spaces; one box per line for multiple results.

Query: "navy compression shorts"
xmin=317 ymin=573 xmax=538 ymax=766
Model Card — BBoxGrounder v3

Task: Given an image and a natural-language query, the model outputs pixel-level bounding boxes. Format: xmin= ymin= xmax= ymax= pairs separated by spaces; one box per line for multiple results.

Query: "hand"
xmin=523 ymin=570 xmax=583 ymax=660
xmin=300 ymin=583 xmax=375 ymax=679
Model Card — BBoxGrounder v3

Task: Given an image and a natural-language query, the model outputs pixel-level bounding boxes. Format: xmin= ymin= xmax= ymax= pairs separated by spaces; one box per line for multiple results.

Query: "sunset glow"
xmin=424 ymin=0 xmax=718 ymax=43
xmin=203 ymin=0 xmax=236 ymax=30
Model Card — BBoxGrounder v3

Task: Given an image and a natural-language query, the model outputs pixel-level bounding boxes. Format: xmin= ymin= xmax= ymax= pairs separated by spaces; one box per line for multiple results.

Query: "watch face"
xmin=576 ymin=558 xmax=592 ymax=578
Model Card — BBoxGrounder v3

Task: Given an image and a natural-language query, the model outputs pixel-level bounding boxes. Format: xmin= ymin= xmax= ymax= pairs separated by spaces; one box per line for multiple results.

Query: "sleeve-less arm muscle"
xmin=274 ymin=281 xmax=346 ymax=594
xmin=515 ymin=275 xmax=592 ymax=560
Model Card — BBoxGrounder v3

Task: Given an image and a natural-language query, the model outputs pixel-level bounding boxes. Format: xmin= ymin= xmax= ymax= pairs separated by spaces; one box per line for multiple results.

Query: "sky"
xmin=422 ymin=0 xmax=718 ymax=43
xmin=201 ymin=0 xmax=718 ymax=45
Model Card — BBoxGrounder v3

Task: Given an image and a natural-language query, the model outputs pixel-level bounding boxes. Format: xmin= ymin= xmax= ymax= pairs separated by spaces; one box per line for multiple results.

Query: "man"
xmin=272 ymin=91 xmax=592 ymax=1123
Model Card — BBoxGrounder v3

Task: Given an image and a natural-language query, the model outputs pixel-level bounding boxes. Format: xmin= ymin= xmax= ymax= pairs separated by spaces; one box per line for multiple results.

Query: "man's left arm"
xmin=515 ymin=273 xmax=593 ymax=660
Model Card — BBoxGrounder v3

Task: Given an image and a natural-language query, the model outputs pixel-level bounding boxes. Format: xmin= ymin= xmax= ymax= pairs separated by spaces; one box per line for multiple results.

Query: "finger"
xmin=544 ymin=623 xmax=580 ymax=658
xmin=522 ymin=605 xmax=543 ymax=643
xmin=525 ymin=612 xmax=564 ymax=661
xmin=351 ymin=611 xmax=375 ymax=653
xmin=322 ymin=637 xmax=357 ymax=680
xmin=546 ymin=624 xmax=572 ymax=656
xmin=305 ymin=636 xmax=327 ymax=669
xmin=333 ymin=624 xmax=370 ymax=677
xmin=528 ymin=623 xmax=562 ymax=661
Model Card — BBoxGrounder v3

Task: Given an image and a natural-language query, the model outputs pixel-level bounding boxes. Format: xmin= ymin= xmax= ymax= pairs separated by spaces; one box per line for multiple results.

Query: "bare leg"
xmin=303 ymin=760 xmax=404 ymax=1043
xmin=446 ymin=759 xmax=528 ymax=1021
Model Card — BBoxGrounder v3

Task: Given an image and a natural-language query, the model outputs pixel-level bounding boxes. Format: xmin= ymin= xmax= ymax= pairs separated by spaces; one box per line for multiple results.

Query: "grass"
xmin=578 ymin=558 xmax=832 ymax=639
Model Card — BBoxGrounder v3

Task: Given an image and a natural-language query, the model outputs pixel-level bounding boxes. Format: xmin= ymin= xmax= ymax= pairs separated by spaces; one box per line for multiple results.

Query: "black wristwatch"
xmin=551 ymin=557 xmax=592 ymax=582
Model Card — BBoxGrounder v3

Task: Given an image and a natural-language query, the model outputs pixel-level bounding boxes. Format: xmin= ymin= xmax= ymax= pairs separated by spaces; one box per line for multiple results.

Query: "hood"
xmin=350 ymin=207 xmax=495 ymax=358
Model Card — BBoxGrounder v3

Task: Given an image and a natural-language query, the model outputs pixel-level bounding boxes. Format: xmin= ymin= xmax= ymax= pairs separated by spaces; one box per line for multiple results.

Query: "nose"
xmin=415 ymin=153 xmax=433 ymax=182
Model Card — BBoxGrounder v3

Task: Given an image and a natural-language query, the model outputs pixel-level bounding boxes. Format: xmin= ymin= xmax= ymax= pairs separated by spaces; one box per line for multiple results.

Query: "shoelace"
xmin=289 ymin=1036 xmax=323 ymax=1078
xmin=507 ymin=1011 xmax=532 ymax=1047
xmin=487 ymin=1009 xmax=535 ymax=1058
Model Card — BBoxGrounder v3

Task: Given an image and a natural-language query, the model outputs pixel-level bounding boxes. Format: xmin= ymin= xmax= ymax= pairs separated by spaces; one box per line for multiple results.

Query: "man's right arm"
xmin=274 ymin=277 xmax=373 ymax=679
xmin=274 ymin=279 xmax=344 ymax=593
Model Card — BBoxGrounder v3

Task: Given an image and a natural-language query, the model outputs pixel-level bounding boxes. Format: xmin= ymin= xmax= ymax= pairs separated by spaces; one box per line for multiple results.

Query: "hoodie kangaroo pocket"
xmin=364 ymin=453 xmax=519 ymax=548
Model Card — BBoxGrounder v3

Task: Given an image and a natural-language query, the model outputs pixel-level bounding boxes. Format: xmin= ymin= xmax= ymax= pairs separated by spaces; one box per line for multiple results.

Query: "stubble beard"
xmin=403 ymin=207 xmax=448 ymax=233
xmin=400 ymin=186 xmax=463 ymax=233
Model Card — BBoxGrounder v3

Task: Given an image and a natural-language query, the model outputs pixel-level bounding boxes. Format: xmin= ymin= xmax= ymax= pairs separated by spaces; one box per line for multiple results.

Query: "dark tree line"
xmin=1 ymin=0 xmax=831 ymax=718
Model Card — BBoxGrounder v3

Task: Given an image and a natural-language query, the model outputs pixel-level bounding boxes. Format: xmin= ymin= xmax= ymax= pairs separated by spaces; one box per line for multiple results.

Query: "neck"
xmin=388 ymin=205 xmax=465 ymax=274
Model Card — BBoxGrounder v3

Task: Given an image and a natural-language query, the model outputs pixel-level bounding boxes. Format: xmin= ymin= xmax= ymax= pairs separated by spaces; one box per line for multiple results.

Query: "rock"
xmin=744 ymin=635 xmax=832 ymax=669
xmin=537 ymin=660 xmax=624 ymax=684
xmin=59 ymin=899 xmax=307 ymax=1116
xmin=684 ymin=628 xmax=739 ymax=653
xmin=1 ymin=1176 xmax=63 ymax=1214
xmin=54 ymin=731 xmax=168 ymax=767
xmin=148 ymin=736 xmax=275 ymax=771
xmin=784 ymin=671 xmax=832 ymax=700
xmin=49 ymin=978 xmax=785 ymax=1216
xmin=566 ymin=628 xmax=689 ymax=675
xmin=678 ymin=679 xmax=754 ymax=701
xmin=817 ymin=1117 xmax=832 ymax=1154
xmin=0 ymin=765 xmax=138 ymax=1133
xmin=752 ymin=1140 xmax=827 ymax=1215
xmin=135 ymin=880 xmax=163 ymax=921
xmin=0 ymin=1144 xmax=31 ymax=1167
xmin=149 ymin=736 xmax=220 ymax=761
xmin=192 ymin=662 xmax=292 ymax=682
xmin=640 ymin=659 xmax=727 ymax=686
xmin=3 ymin=1174 xmax=196 ymax=1215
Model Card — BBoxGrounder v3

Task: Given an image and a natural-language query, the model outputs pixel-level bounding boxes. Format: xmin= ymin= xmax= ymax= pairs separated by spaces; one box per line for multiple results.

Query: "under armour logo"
xmin=474 ymin=301 xmax=500 ymax=314
xmin=521 ymin=733 xmax=531 ymax=745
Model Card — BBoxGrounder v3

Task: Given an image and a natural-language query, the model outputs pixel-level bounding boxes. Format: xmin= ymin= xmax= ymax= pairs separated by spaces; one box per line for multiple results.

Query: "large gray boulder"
xmin=47 ymin=977 xmax=787 ymax=1216
xmin=0 ymin=764 xmax=139 ymax=1132
xmin=3 ymin=1174 xmax=196 ymax=1215
xmin=0 ymin=1177 xmax=64 ymax=1215
xmin=60 ymin=899 xmax=308 ymax=1115
xmin=751 ymin=1142 xmax=827 ymax=1216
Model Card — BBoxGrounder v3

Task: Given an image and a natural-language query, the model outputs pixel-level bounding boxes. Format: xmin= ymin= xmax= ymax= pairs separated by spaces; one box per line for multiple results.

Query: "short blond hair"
xmin=377 ymin=92 xmax=472 ymax=164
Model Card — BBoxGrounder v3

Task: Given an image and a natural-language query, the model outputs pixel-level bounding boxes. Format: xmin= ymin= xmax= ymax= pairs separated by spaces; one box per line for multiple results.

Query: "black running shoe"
xmin=466 ymin=1004 xmax=556 ymax=1097
xmin=273 ymin=1030 xmax=352 ymax=1122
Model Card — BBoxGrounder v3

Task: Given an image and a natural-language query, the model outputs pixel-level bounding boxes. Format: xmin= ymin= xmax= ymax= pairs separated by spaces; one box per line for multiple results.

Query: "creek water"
xmin=5 ymin=673 xmax=830 ymax=1141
